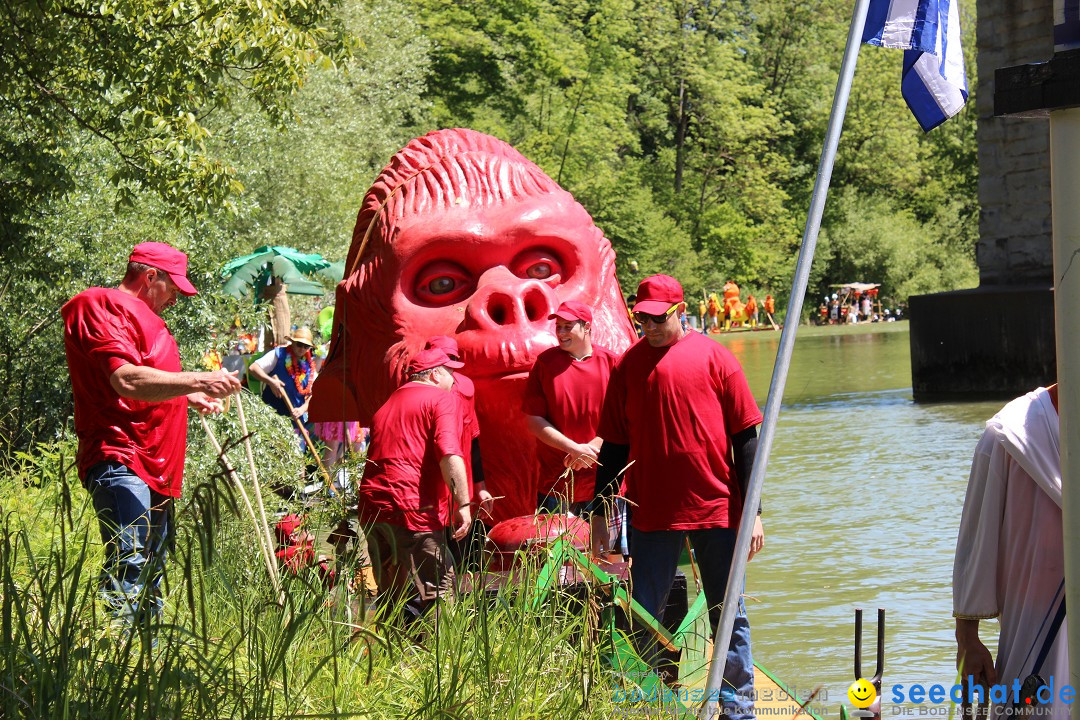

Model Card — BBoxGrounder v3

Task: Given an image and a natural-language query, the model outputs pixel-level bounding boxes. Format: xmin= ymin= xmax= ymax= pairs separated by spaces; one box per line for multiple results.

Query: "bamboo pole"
xmin=280 ymin=392 xmax=333 ymax=487
xmin=198 ymin=415 xmax=282 ymax=598
xmin=235 ymin=391 xmax=281 ymax=579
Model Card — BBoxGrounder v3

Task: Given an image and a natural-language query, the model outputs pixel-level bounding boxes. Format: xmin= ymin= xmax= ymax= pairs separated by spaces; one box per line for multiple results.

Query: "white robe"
xmin=953 ymin=387 xmax=1068 ymax=719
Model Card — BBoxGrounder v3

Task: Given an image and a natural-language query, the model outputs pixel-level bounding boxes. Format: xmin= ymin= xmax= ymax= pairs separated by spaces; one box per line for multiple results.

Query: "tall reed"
xmin=0 ymin=435 xmax=651 ymax=719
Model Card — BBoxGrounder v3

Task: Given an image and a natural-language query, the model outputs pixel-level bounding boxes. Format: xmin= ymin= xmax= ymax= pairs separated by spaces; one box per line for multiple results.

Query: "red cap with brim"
xmin=275 ymin=514 xmax=304 ymax=546
xmin=453 ymin=372 xmax=475 ymax=398
xmin=424 ymin=335 xmax=460 ymax=358
xmin=129 ymin=241 xmax=198 ymax=296
xmin=548 ymin=300 xmax=593 ymax=323
xmin=408 ymin=348 xmax=465 ymax=374
xmin=633 ymin=274 xmax=683 ymax=315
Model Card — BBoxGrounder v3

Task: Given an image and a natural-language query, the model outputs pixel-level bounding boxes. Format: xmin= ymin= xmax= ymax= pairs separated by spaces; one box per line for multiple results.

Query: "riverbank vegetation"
xmin=1 ymin=413 xmax=640 ymax=719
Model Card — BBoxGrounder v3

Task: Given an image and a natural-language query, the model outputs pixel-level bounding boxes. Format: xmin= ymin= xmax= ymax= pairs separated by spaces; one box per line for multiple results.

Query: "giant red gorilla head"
xmin=310 ymin=128 xmax=636 ymax=521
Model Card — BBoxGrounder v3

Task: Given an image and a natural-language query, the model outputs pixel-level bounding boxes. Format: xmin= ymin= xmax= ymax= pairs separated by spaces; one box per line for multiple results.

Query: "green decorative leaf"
xmin=219 ymin=246 xmax=332 ymax=298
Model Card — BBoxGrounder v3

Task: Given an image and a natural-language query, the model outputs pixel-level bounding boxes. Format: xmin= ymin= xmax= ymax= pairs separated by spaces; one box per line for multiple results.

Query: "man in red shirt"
xmin=424 ymin=335 xmax=493 ymax=567
xmin=522 ymin=300 xmax=618 ymax=549
xmin=358 ymin=348 xmax=472 ymax=622
xmin=594 ymin=274 xmax=764 ymax=718
xmin=62 ymin=242 xmax=241 ymax=627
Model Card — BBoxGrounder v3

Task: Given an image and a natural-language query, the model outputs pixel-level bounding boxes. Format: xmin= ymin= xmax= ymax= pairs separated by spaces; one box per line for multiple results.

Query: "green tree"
xmin=752 ymin=0 xmax=979 ymax=305
xmin=815 ymin=188 xmax=978 ymax=306
xmin=208 ymin=0 xmax=432 ymax=260
xmin=631 ymin=0 xmax=795 ymax=291
xmin=0 ymin=0 xmax=349 ymax=231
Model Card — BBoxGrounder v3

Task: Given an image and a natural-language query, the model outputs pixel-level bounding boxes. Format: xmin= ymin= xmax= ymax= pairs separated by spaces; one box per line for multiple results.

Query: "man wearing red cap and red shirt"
xmin=424 ymin=336 xmax=493 ymax=566
xmin=62 ymin=241 xmax=241 ymax=628
xmin=522 ymin=300 xmax=618 ymax=544
xmin=594 ymin=274 xmax=764 ymax=718
xmin=358 ymin=347 xmax=471 ymax=622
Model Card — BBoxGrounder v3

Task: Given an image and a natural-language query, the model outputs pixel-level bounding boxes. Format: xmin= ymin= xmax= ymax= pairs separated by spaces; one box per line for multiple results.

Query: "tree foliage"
xmin=0 ymin=0 xmax=349 ymax=229
xmin=406 ymin=0 xmax=978 ymax=306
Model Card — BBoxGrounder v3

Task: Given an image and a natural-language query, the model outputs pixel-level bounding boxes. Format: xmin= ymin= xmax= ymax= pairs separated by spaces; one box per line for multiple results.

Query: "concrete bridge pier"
xmin=909 ymin=0 xmax=1058 ymax=401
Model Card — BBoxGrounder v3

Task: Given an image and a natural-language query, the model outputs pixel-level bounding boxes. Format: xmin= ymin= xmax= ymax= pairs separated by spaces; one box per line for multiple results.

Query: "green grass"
xmin=0 ymin=432 xmax=656 ymax=719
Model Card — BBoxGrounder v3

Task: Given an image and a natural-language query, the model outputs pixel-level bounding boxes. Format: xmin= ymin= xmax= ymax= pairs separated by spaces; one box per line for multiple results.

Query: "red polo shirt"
xmin=598 ymin=332 xmax=762 ymax=531
xmin=522 ymin=345 xmax=617 ymax=503
xmin=358 ymin=382 xmax=463 ymax=532
xmin=62 ymin=287 xmax=187 ymax=497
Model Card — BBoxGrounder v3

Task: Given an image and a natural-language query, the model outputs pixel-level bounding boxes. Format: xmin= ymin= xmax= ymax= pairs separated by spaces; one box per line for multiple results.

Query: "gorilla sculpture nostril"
xmin=484 ymin=292 xmax=514 ymax=326
xmin=523 ymin=287 xmax=551 ymax=323
xmin=474 ymin=282 xmax=554 ymax=329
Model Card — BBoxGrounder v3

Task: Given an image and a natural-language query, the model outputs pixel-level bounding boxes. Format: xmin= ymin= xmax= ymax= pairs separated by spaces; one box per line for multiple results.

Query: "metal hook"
xmin=854 ymin=607 xmax=885 ymax=684
xmin=853 ymin=608 xmax=886 ymax=719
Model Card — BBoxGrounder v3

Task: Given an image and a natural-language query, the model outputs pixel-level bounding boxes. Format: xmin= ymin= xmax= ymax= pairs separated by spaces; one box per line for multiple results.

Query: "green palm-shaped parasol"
xmin=220 ymin=246 xmax=345 ymax=346
xmin=220 ymin=246 xmax=340 ymax=299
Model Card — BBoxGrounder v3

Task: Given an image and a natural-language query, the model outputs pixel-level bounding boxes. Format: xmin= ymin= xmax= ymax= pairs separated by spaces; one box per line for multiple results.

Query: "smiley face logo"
xmin=848 ymin=678 xmax=877 ymax=709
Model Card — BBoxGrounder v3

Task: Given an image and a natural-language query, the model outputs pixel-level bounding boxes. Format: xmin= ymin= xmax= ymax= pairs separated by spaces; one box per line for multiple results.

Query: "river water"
xmin=708 ymin=322 xmax=1004 ymax=714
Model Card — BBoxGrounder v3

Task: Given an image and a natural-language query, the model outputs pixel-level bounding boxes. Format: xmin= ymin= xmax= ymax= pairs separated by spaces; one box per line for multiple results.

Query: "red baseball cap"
xmin=408 ymin=348 xmax=465 ymax=374
xmin=275 ymin=514 xmax=305 ymax=546
xmin=633 ymin=274 xmax=683 ymax=315
xmin=549 ymin=300 xmax=592 ymax=323
xmin=424 ymin=335 xmax=460 ymax=358
xmin=129 ymin=242 xmax=198 ymax=296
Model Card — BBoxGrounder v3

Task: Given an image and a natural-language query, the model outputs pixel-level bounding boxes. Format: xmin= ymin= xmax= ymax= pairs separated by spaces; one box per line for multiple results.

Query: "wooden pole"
xmin=280 ymin=392 xmax=333 ymax=487
xmin=1050 ymin=105 xmax=1080 ymax=704
xmin=235 ymin=392 xmax=281 ymax=578
xmin=198 ymin=415 xmax=283 ymax=599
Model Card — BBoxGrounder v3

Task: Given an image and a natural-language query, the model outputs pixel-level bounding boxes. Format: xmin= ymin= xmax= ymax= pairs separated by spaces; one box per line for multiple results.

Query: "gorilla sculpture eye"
xmin=527 ymin=262 xmax=552 ymax=279
xmin=413 ymin=261 xmax=473 ymax=305
xmin=512 ymin=249 xmax=563 ymax=283
xmin=429 ymin=277 xmax=456 ymax=294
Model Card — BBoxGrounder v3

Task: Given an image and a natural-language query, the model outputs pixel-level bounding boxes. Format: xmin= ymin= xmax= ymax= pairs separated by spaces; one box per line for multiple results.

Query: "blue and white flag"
xmin=862 ymin=0 xmax=969 ymax=131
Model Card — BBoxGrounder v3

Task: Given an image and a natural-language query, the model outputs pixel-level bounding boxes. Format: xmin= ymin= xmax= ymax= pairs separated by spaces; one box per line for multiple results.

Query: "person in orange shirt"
xmin=707 ymin=293 xmax=722 ymax=332
xmin=745 ymin=295 xmax=758 ymax=328
xmin=723 ymin=280 xmax=741 ymax=327
xmin=763 ymin=294 xmax=775 ymax=322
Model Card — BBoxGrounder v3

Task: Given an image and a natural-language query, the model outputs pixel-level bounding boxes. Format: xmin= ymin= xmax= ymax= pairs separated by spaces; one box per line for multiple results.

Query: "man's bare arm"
xmin=440 ymin=454 xmax=472 ymax=540
xmin=524 ymin=414 xmax=598 ymax=463
xmin=110 ymin=364 xmax=240 ymax=402
xmin=440 ymin=454 xmax=469 ymax=506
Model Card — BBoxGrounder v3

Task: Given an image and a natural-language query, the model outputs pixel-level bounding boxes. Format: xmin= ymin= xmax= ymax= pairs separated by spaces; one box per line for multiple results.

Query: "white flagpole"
xmin=699 ymin=0 xmax=874 ymax=715
xmin=1049 ymin=106 xmax=1080 ymax=712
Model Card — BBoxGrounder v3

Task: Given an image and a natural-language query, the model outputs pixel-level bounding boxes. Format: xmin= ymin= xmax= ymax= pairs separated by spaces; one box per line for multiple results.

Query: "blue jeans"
xmin=85 ymin=462 xmax=172 ymax=625
xmin=630 ymin=526 xmax=755 ymax=720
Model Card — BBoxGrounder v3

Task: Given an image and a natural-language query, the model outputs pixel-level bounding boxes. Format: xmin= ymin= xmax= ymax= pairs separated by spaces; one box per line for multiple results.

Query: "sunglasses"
xmin=633 ymin=304 xmax=679 ymax=325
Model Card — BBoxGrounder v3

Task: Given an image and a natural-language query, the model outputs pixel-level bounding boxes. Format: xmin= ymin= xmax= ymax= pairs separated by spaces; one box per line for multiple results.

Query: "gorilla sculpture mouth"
xmin=454 ymin=331 xmax=557 ymax=380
